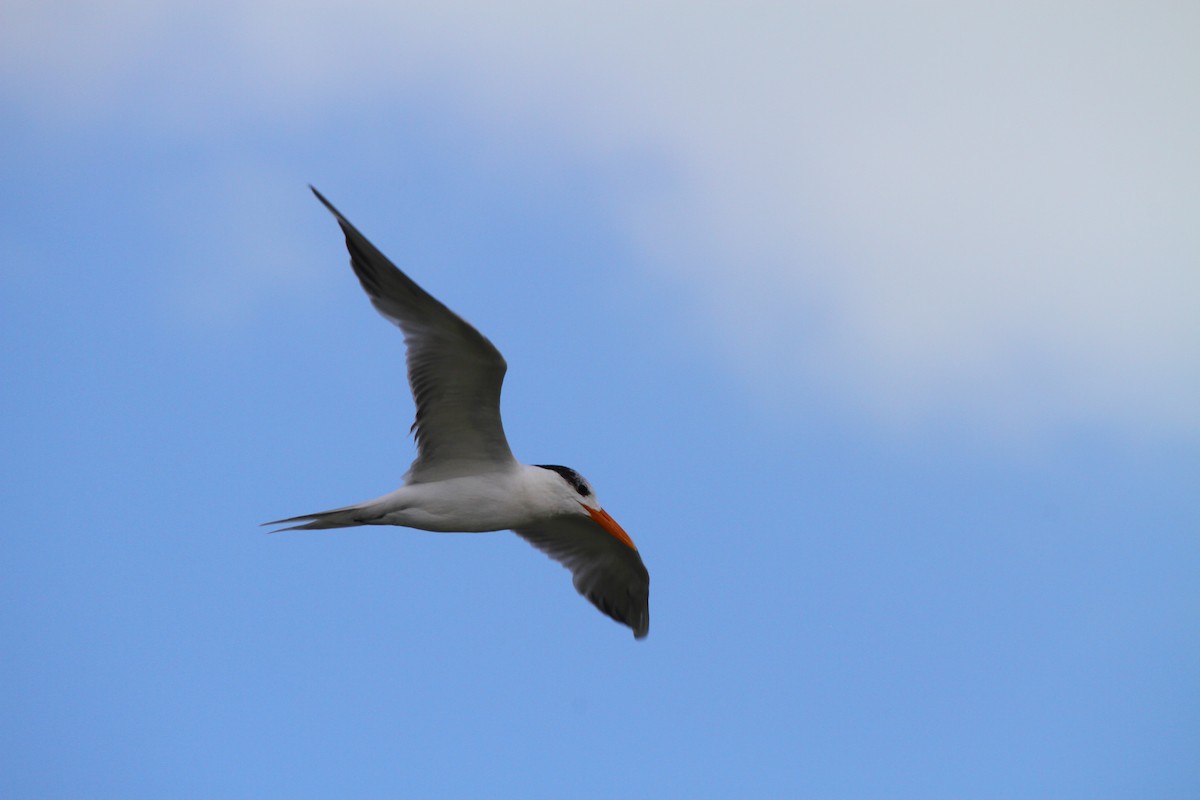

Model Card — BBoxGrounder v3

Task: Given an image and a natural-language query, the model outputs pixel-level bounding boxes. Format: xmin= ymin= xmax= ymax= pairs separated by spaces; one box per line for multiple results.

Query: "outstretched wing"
xmin=311 ymin=187 xmax=516 ymax=481
xmin=513 ymin=515 xmax=650 ymax=639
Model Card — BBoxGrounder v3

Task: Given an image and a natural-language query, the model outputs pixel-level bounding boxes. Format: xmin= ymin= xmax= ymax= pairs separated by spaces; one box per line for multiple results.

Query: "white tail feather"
xmin=262 ymin=503 xmax=372 ymax=532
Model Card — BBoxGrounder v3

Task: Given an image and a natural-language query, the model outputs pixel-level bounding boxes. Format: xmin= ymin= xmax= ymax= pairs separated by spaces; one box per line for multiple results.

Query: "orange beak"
xmin=582 ymin=504 xmax=638 ymax=551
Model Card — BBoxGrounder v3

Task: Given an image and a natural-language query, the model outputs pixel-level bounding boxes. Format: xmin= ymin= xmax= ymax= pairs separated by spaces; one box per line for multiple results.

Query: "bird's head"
xmin=534 ymin=464 xmax=638 ymax=551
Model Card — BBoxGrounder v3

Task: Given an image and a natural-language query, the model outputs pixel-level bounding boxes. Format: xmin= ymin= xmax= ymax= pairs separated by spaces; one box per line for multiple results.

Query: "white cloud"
xmin=6 ymin=1 xmax=1198 ymax=436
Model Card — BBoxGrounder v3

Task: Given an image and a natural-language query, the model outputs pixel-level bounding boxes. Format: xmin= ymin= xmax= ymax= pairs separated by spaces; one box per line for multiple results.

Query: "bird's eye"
xmin=537 ymin=464 xmax=590 ymax=497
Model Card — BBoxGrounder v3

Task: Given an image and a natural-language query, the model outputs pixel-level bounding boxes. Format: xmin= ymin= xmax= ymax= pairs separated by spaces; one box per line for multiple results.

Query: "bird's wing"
xmin=513 ymin=515 xmax=650 ymax=639
xmin=311 ymin=187 xmax=516 ymax=481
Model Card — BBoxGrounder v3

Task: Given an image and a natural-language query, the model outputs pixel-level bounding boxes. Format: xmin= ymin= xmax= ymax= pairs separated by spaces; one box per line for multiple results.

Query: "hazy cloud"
xmin=7 ymin=1 xmax=1198 ymax=436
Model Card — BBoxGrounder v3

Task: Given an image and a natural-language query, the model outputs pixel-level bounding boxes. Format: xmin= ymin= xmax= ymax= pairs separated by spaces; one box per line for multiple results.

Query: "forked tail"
xmin=262 ymin=502 xmax=371 ymax=532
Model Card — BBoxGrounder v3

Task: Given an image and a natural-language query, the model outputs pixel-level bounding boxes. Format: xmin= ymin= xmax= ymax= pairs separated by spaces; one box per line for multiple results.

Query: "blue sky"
xmin=3 ymin=3 xmax=1198 ymax=798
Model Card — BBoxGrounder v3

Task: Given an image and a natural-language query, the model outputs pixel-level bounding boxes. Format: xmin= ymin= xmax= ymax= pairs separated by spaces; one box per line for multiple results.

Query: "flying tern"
xmin=266 ymin=187 xmax=650 ymax=639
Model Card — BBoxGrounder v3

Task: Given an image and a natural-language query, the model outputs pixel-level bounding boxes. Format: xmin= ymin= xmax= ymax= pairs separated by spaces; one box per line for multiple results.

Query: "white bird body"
xmin=266 ymin=188 xmax=650 ymax=639
xmin=303 ymin=465 xmax=586 ymax=533
xmin=373 ymin=471 xmax=541 ymax=533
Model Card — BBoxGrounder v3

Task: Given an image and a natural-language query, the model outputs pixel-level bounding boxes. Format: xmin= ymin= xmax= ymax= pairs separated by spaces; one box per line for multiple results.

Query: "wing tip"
xmin=631 ymin=608 xmax=650 ymax=639
xmin=309 ymin=184 xmax=348 ymax=225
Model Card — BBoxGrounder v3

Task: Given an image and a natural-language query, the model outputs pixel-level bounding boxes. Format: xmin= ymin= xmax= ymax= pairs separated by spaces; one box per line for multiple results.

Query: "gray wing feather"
xmin=513 ymin=516 xmax=650 ymax=639
xmin=311 ymin=187 xmax=516 ymax=481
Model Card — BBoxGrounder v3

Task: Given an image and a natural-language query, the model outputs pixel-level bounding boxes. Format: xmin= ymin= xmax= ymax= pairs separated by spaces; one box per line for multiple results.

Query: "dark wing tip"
xmin=632 ymin=612 xmax=649 ymax=639
xmin=309 ymin=184 xmax=332 ymax=209
xmin=307 ymin=188 xmax=392 ymax=298
xmin=584 ymin=585 xmax=649 ymax=640
xmin=310 ymin=185 xmax=353 ymax=229
xmin=631 ymin=606 xmax=650 ymax=639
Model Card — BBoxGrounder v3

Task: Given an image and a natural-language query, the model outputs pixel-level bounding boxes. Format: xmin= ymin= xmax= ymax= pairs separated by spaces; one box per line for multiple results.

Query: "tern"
xmin=265 ymin=187 xmax=650 ymax=639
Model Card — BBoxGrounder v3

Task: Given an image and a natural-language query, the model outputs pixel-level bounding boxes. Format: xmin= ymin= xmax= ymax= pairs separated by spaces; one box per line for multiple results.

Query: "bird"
xmin=265 ymin=187 xmax=650 ymax=639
